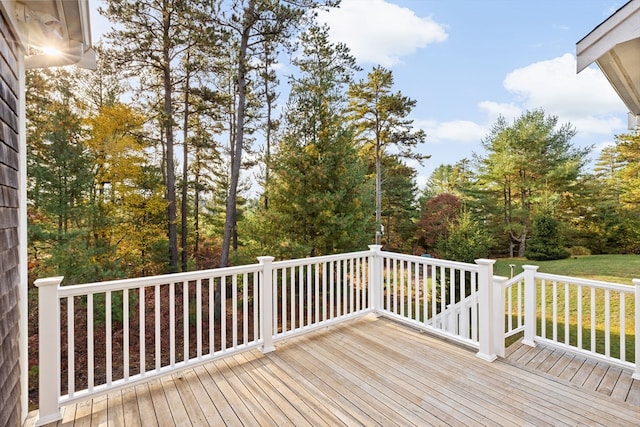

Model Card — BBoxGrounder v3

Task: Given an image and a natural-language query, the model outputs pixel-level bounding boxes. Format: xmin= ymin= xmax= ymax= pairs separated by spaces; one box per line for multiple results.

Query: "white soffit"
xmin=577 ymin=0 xmax=640 ymax=115
xmin=10 ymin=0 xmax=95 ymax=69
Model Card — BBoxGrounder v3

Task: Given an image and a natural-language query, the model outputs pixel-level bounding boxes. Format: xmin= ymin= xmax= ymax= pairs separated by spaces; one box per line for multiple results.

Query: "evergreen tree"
xmin=215 ymin=0 xmax=338 ymax=267
xmin=436 ymin=211 xmax=493 ymax=264
xmin=101 ymin=0 xmax=208 ymax=272
xmin=348 ymin=66 xmax=427 ymax=244
xmin=525 ymin=214 xmax=570 ymax=261
xmin=576 ymin=133 xmax=640 ymax=254
xmin=380 ymin=157 xmax=419 ymax=252
xmin=421 ymin=159 xmax=473 ymax=201
xmin=261 ymin=25 xmax=372 ymax=258
xmin=26 ymin=69 xmax=95 ymax=282
xmin=473 ymin=109 xmax=587 ymax=257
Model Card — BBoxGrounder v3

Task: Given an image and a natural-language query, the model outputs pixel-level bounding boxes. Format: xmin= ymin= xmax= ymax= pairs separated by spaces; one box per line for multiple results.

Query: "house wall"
xmin=0 ymin=9 xmax=23 ymax=427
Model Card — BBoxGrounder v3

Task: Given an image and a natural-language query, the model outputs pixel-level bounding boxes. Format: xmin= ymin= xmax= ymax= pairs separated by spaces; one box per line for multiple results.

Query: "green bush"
xmin=567 ymin=246 xmax=591 ymax=256
xmin=436 ymin=211 xmax=493 ymax=263
xmin=525 ymin=214 xmax=570 ymax=261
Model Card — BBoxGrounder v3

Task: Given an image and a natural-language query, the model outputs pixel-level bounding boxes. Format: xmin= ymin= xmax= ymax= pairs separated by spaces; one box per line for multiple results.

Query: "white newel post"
xmin=522 ymin=265 xmax=539 ymax=347
xmin=633 ymin=279 xmax=640 ymax=379
xmin=368 ymin=245 xmax=383 ymax=314
xmin=34 ymin=276 xmax=64 ymax=426
xmin=258 ymin=256 xmax=275 ymax=353
xmin=493 ymin=277 xmax=506 ymax=358
xmin=476 ymin=259 xmax=496 ymax=362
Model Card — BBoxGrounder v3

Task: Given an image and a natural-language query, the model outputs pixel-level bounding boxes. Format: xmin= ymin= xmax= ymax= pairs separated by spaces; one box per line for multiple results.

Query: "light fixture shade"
xmin=13 ymin=0 xmax=95 ymax=69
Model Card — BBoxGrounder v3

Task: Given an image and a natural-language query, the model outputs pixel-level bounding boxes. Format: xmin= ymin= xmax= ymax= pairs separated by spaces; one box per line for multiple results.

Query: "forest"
xmin=27 ymin=0 xmax=640 ymax=286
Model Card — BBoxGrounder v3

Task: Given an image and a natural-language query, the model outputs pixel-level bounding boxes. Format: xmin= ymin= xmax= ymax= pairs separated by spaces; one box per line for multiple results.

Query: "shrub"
xmin=436 ymin=211 xmax=493 ymax=263
xmin=567 ymin=246 xmax=591 ymax=256
xmin=525 ymin=214 xmax=570 ymax=261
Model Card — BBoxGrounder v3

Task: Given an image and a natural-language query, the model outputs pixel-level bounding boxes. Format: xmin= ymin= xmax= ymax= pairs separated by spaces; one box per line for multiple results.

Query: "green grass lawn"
xmin=495 ymin=255 xmax=640 ymax=362
xmin=493 ymin=254 xmax=640 ymax=284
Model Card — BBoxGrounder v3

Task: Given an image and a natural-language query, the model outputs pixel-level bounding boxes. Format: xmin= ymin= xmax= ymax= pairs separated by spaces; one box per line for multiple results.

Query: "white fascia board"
xmin=576 ymin=0 xmax=640 ymax=72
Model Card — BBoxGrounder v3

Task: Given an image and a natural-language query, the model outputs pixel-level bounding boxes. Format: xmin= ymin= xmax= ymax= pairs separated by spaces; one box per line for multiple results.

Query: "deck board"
xmin=627 ymin=379 xmax=640 ymax=406
xmin=205 ymin=358 xmax=263 ymax=426
xmin=271 ymin=337 xmax=390 ymax=426
xmin=570 ymin=358 xmax=597 ymax=387
xmin=611 ymin=371 xmax=634 ymax=401
xmin=26 ymin=315 xmax=640 ymax=427
xmin=192 ymin=365 xmax=241 ymax=425
xmin=181 ymin=368 xmax=225 ymax=425
xmin=505 ymin=340 xmax=640 ymax=409
xmin=106 ymin=391 xmax=125 ymax=426
xmin=135 ymin=382 xmax=159 ymax=427
xmin=119 ymin=386 xmax=141 ymax=426
xmin=331 ymin=330 xmax=488 ymax=425
xmin=535 ymin=348 xmax=562 ymax=372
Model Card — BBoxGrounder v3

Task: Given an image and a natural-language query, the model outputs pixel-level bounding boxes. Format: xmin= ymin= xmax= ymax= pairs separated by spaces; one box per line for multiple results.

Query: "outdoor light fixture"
xmin=14 ymin=2 xmax=63 ymax=41
xmin=12 ymin=0 xmax=96 ymax=70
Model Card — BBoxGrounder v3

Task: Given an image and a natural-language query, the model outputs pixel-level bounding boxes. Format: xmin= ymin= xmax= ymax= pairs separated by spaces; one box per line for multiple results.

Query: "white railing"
xmin=270 ymin=252 xmax=372 ymax=342
xmin=377 ymin=252 xmax=481 ymax=345
xmin=34 ymin=249 xmax=379 ymax=425
xmin=503 ymin=272 xmax=526 ymax=338
xmin=506 ymin=265 xmax=640 ymax=379
xmin=35 ymin=246 xmax=501 ymax=425
xmin=34 ymin=262 xmax=265 ymax=425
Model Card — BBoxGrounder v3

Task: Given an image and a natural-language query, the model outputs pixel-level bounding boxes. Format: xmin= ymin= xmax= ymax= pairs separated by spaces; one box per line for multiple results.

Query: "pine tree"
xmin=525 ymin=214 xmax=570 ymax=261
xmin=380 ymin=157 xmax=419 ymax=252
xmin=101 ymin=0 xmax=208 ymax=272
xmin=215 ymin=0 xmax=338 ymax=267
xmin=261 ymin=25 xmax=373 ymax=258
xmin=473 ymin=109 xmax=587 ymax=257
xmin=348 ymin=66 xmax=427 ymax=244
xmin=26 ymin=69 xmax=95 ymax=281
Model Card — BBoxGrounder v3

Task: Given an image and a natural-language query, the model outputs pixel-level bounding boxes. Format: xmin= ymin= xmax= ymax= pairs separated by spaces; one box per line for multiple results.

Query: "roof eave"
xmin=7 ymin=0 xmax=95 ymax=70
xmin=576 ymin=0 xmax=640 ymax=72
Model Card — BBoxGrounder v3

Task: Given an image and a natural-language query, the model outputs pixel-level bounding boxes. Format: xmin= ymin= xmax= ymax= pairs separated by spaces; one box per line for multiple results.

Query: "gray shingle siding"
xmin=0 ymin=9 xmax=22 ymax=427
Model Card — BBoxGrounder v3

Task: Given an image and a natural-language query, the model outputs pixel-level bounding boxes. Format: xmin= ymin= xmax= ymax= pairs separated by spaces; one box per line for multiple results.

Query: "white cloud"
xmin=416 ymin=119 xmax=486 ymax=144
xmin=501 ymin=53 xmax=627 ymax=135
xmin=570 ymin=116 xmax=625 ymax=136
xmin=477 ymin=101 xmax=522 ymax=123
xmin=317 ymin=0 xmax=448 ymax=67
xmin=413 ymin=53 xmax=628 ymax=166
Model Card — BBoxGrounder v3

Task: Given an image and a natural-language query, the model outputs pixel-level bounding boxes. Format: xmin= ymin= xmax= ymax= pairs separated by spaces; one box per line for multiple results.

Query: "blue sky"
xmin=90 ymin=0 xmax=631 ymax=190
xmin=316 ymin=0 xmax=630 ymax=187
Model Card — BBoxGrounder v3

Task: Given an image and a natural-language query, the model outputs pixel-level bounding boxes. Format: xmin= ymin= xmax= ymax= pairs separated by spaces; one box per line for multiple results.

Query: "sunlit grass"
xmin=494 ymin=255 xmax=640 ymax=283
xmin=501 ymin=256 xmax=638 ymax=363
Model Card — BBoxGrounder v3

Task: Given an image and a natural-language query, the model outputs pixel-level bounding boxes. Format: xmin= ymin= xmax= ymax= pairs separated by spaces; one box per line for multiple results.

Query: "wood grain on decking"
xmin=506 ymin=338 xmax=640 ymax=407
xmin=26 ymin=315 xmax=640 ymax=426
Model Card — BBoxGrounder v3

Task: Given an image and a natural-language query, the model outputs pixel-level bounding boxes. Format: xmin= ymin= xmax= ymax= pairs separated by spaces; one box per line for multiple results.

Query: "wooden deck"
xmin=505 ymin=338 xmax=640 ymax=407
xmin=26 ymin=315 xmax=640 ymax=426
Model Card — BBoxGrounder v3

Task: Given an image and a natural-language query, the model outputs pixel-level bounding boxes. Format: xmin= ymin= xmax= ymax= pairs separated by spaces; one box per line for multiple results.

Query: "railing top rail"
xmin=534 ymin=271 xmax=634 ymax=293
xmin=379 ymin=250 xmax=479 ymax=272
xmin=501 ymin=272 xmax=525 ymax=288
xmin=57 ymin=263 xmax=263 ymax=297
xmin=271 ymin=250 xmax=372 ymax=269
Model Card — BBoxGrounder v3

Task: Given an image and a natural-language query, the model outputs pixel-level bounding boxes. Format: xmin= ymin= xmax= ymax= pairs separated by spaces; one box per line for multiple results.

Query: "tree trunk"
xmin=518 ymin=232 xmax=526 ymax=257
xmin=263 ymin=43 xmax=274 ymax=211
xmin=163 ymin=2 xmax=178 ymax=272
xmin=220 ymin=5 xmax=253 ymax=268
xmin=217 ymin=2 xmax=255 ymax=321
xmin=181 ymin=54 xmax=191 ymax=272
xmin=375 ymin=138 xmax=382 ymax=245
xmin=194 ymin=182 xmax=200 ymax=258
